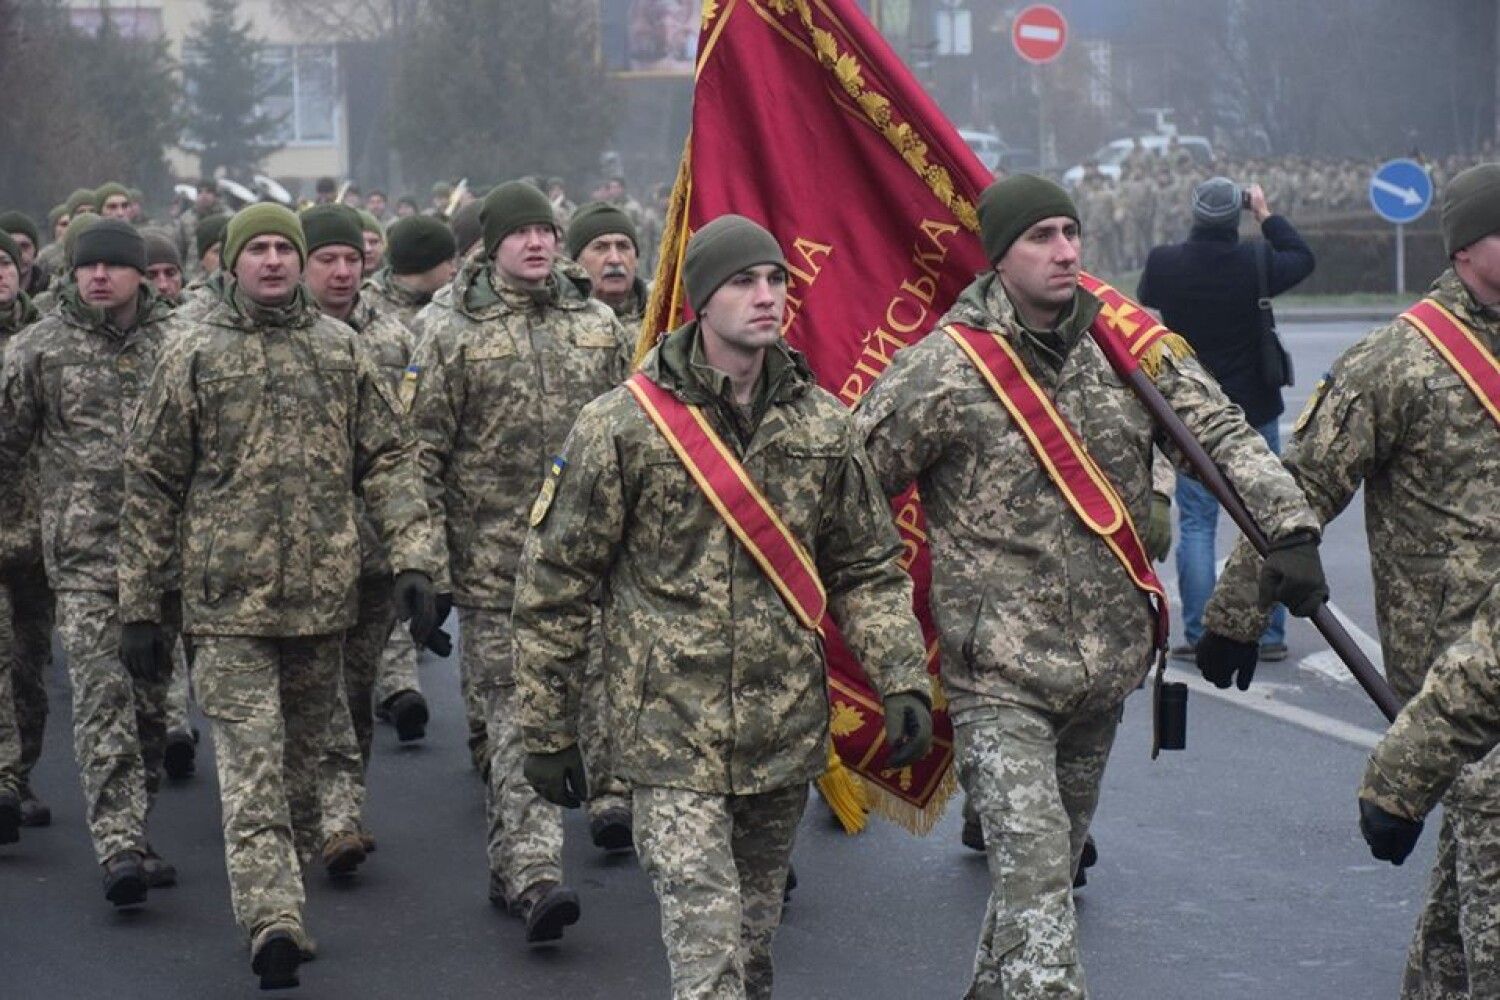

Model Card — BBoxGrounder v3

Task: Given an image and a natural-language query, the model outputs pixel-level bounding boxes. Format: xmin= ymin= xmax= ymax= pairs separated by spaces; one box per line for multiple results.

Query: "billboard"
xmin=602 ymin=0 xmax=701 ymax=76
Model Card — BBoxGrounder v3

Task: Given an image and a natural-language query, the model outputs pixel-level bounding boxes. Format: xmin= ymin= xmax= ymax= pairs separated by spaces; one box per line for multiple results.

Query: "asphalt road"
xmin=0 ymin=317 xmax=1438 ymax=999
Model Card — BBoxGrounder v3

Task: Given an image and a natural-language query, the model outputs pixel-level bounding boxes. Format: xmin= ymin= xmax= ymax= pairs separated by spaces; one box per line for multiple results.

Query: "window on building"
xmin=260 ymin=45 xmax=338 ymax=144
xmin=68 ymin=4 xmax=164 ymax=39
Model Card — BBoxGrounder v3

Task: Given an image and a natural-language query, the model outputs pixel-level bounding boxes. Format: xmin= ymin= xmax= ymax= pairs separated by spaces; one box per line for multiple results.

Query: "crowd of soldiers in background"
xmin=21 ymin=171 xmax=668 ymax=296
xmin=1065 ymin=137 xmax=1500 ymax=276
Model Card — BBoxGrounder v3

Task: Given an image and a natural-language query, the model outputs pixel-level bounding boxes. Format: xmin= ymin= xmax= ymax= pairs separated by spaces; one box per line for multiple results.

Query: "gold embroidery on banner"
xmin=829 ymin=701 xmax=867 ymax=738
xmin=702 ymin=0 xmax=722 ymax=23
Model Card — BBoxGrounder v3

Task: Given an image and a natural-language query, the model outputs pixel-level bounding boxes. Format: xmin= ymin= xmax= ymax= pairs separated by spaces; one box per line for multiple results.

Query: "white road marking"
xmin=1165 ymin=665 xmax=1384 ymax=749
xmin=1296 ymin=600 xmax=1384 ymax=686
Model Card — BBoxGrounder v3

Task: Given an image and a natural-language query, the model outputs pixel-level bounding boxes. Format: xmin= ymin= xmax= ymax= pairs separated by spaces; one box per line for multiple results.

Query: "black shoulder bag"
xmin=1255 ymin=240 xmax=1294 ymax=388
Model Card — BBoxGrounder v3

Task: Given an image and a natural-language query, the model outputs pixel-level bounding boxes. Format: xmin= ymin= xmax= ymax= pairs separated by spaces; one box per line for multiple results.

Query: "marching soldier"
xmin=1201 ymin=162 xmax=1500 ymax=999
xmin=405 ymin=181 xmax=632 ymax=940
xmin=855 ymin=175 xmax=1323 ymax=998
xmin=116 ymin=204 xmax=440 ymax=989
xmin=0 ymin=212 xmax=50 ymax=297
xmin=514 ymin=214 xmax=932 ymax=998
xmin=0 ymin=220 xmax=183 ymax=906
xmin=363 ymin=215 xmax=456 ymax=328
xmin=566 ymin=201 xmax=649 ymax=325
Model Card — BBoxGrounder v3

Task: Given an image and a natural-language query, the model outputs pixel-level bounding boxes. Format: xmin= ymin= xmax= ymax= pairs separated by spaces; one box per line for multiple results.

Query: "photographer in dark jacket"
xmin=1138 ymin=177 xmax=1315 ymax=662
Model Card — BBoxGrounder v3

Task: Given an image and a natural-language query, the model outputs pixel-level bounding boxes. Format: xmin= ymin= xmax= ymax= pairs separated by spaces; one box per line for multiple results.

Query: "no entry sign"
xmin=1012 ymin=4 xmax=1067 ymax=64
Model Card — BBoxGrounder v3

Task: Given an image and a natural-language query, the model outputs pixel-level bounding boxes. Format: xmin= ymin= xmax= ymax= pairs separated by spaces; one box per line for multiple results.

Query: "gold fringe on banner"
xmin=856 ymin=762 xmax=957 ymax=837
xmin=816 ymin=741 xmax=870 ymax=834
xmin=1138 ymin=332 xmax=1194 ymax=379
xmin=636 ymin=137 xmax=695 ymax=368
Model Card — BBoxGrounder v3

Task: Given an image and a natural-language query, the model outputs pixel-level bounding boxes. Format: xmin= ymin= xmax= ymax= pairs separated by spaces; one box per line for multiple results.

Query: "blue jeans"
xmin=1175 ymin=417 xmax=1287 ymax=647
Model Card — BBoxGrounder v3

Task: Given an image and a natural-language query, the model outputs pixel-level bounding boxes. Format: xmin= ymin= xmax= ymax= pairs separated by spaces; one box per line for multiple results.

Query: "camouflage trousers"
xmin=55 ymin=590 xmax=176 ymax=863
xmin=633 ymin=783 xmax=807 ymax=1000
xmin=459 ymin=606 xmax=563 ymax=902
xmin=372 ymin=618 xmax=422 ymax=709
xmin=164 ymin=637 xmax=194 ymax=734
xmin=955 ymin=702 xmax=1120 ymax=1000
xmin=581 ymin=618 xmax=630 ymax=821
xmin=3 ymin=562 xmax=53 ymax=794
xmin=0 ymin=582 xmax=18 ymax=797
xmin=457 ymin=613 xmax=489 ymax=775
xmin=317 ymin=576 xmax=393 ymax=846
xmin=194 ymin=632 xmax=342 ymax=944
xmin=1403 ymin=745 xmax=1500 ymax=999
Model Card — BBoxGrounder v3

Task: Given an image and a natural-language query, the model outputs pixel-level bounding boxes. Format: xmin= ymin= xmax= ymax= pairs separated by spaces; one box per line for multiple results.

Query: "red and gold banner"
xmin=625 ymin=372 xmax=828 ymax=633
xmin=640 ymin=0 xmax=1191 ymax=831
xmin=1402 ymin=298 xmax=1500 ymax=430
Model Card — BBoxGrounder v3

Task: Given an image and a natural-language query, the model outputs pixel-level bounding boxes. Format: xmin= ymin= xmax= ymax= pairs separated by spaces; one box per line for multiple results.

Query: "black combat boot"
xmin=0 ymin=789 xmax=20 ymax=844
xmin=251 ymin=929 xmax=302 ymax=990
xmin=102 ymin=850 xmax=147 ymax=908
xmin=514 ymin=879 xmax=580 ymax=943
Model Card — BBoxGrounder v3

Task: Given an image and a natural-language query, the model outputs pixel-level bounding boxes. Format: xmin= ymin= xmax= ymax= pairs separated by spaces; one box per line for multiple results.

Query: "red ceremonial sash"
xmin=1401 ymin=298 xmax=1500 ymax=430
xmin=944 ymin=323 xmax=1169 ymax=647
xmin=624 ymin=373 xmax=828 ymax=634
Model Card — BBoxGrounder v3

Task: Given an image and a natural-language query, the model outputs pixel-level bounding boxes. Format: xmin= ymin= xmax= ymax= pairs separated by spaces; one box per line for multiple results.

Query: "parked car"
xmin=1062 ymin=134 xmax=1214 ymax=186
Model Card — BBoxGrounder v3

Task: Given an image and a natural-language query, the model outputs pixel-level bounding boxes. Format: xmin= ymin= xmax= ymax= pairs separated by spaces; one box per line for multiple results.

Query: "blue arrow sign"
xmin=1369 ymin=158 xmax=1433 ymax=224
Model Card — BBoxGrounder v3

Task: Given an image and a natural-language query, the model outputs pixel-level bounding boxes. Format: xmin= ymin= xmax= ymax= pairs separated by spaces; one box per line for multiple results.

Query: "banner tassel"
xmin=816 ymin=742 xmax=870 ymax=834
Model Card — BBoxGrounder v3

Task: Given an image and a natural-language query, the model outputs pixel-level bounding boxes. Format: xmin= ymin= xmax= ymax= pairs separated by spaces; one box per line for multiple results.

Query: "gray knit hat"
xmin=566 ymin=201 xmax=637 ymax=260
xmin=683 ymin=215 xmax=787 ymax=313
xmin=1442 ymin=163 xmax=1500 ymax=256
xmin=387 ymin=216 xmax=457 ymax=275
xmin=143 ymin=229 xmax=182 ymax=268
xmin=1192 ymin=176 xmax=1243 ymax=228
xmin=72 ymin=218 xmax=147 ymax=273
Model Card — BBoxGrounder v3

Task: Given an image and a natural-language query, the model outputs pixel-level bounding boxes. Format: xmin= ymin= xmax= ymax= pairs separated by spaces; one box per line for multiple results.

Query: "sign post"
xmin=1012 ymin=4 xmax=1067 ymax=172
xmin=1369 ymin=158 xmax=1434 ymax=296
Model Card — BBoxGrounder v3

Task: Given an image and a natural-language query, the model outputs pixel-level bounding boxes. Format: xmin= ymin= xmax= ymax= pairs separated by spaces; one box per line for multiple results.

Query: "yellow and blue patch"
xmin=529 ymin=456 xmax=567 ymax=527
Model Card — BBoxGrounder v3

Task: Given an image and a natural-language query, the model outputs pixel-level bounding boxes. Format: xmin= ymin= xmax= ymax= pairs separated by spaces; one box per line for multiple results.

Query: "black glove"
xmin=119 ymin=621 xmax=171 ymax=682
xmin=434 ymin=592 xmax=453 ymax=627
xmin=424 ymin=626 xmax=453 ymax=658
xmin=883 ymin=691 xmax=933 ymax=769
xmin=524 ymin=746 xmax=588 ymax=808
xmin=1359 ymin=799 xmax=1423 ymax=866
xmin=393 ymin=570 xmax=438 ymax=644
xmin=1258 ymin=530 xmax=1329 ymax=617
xmin=1195 ymin=631 xmax=1260 ymax=690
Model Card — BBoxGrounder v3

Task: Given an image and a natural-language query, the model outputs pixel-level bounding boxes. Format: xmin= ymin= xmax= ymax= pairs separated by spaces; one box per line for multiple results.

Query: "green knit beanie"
xmin=0 ymin=230 xmax=19 ymax=271
xmin=94 ymin=181 xmax=131 ymax=208
xmin=683 ymin=214 xmax=787 ymax=313
xmin=196 ymin=213 xmax=230 ymax=259
xmin=224 ymin=203 xmax=307 ymax=272
xmin=63 ymin=213 xmax=101 ymax=265
xmin=299 ymin=204 xmax=363 ymax=256
xmin=565 ymin=201 xmax=637 ymax=260
xmin=480 ymin=181 xmax=557 ymax=258
xmin=357 ymin=209 xmax=382 ymax=234
xmin=387 ymin=216 xmax=456 ymax=275
xmin=72 ymin=218 xmax=146 ymax=273
xmin=978 ymin=174 xmax=1079 ymax=263
xmin=1442 ymin=163 xmax=1500 ymax=256
xmin=65 ymin=188 xmax=97 ymax=217
xmin=0 ymin=211 xmax=40 ymax=249
xmin=449 ymin=200 xmax=483 ymax=256
xmin=48 ymin=205 xmax=68 ymax=226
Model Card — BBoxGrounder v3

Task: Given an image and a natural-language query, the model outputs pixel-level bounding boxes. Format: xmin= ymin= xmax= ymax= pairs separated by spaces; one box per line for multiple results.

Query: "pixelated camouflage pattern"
xmin=55 ymin=589 xmax=177 ymax=863
xmin=174 ymin=271 xmax=226 ymax=324
xmin=956 ymin=704 xmax=1117 ymax=1000
xmin=2 ymin=569 xmax=51 ymax=790
xmin=0 ymin=582 xmax=17 ymax=797
xmin=633 ymin=783 xmax=807 ymax=1000
xmin=118 ymin=283 xmax=439 ymax=636
xmin=855 ymin=274 xmax=1316 ymax=722
xmin=1362 ymin=583 xmax=1500 ymax=822
xmin=195 ymin=633 xmax=341 ymax=944
xmin=1206 ymin=270 xmax=1500 ymax=700
xmin=1201 ymin=269 xmax=1500 ymax=1000
xmin=318 ymin=575 xmax=392 ymax=839
xmin=362 ymin=268 xmax=432 ymax=329
xmin=405 ymin=256 xmax=633 ymax=607
xmin=513 ymin=323 xmax=929 ymax=795
xmin=0 ymin=284 xmax=178 ymax=593
xmin=462 ymin=607 xmax=563 ymax=902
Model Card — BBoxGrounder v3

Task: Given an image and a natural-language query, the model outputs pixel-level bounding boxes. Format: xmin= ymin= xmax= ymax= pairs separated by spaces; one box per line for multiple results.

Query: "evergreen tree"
xmin=79 ymin=9 xmax=182 ymax=197
xmin=181 ymin=0 xmax=284 ymax=175
xmin=391 ymin=0 xmax=615 ymax=187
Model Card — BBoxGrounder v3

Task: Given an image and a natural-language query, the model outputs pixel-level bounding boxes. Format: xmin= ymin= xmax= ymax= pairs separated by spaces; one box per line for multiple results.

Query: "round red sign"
xmin=1012 ymin=4 xmax=1068 ymax=64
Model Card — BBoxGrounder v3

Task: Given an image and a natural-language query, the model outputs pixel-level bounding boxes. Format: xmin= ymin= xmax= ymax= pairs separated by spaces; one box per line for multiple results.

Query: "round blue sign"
xmin=1369 ymin=158 xmax=1434 ymax=224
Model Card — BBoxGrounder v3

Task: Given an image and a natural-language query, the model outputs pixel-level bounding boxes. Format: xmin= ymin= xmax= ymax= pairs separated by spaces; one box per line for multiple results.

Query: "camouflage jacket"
xmin=856 ymin=273 xmax=1318 ymax=720
xmin=405 ymin=256 xmax=632 ymax=608
xmin=343 ymin=291 xmax=417 ymax=579
xmin=0 ymin=285 xmax=178 ymax=591
xmin=513 ymin=323 xmax=929 ymax=794
xmin=363 ymin=268 xmax=431 ymax=329
xmin=175 ymin=271 xmax=226 ymax=324
xmin=117 ymin=283 xmax=439 ymax=637
xmin=0 ymin=293 xmax=42 ymax=571
xmin=1205 ymin=270 xmax=1500 ymax=698
xmin=1361 ymin=583 xmax=1500 ymax=821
